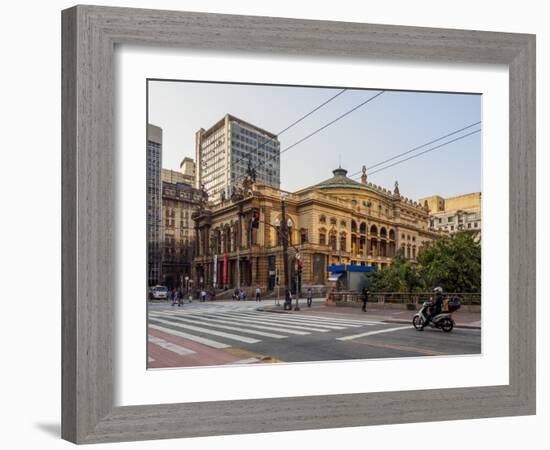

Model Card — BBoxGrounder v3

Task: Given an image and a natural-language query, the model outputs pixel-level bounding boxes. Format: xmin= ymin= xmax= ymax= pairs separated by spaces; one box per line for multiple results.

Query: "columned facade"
xmin=193 ymin=167 xmax=441 ymax=291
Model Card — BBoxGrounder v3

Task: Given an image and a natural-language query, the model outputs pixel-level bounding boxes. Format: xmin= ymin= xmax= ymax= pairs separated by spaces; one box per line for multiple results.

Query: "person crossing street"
xmin=306 ymin=287 xmax=313 ymax=307
xmin=361 ymin=287 xmax=369 ymax=312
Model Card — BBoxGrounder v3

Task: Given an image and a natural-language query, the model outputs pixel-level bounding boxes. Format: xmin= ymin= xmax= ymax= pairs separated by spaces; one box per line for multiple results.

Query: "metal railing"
xmin=328 ymin=291 xmax=481 ymax=305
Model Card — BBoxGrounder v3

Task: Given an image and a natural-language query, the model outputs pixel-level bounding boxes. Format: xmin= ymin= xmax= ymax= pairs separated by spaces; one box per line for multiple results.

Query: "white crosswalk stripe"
xmin=284 ymin=313 xmax=385 ymax=326
xmin=148 ymin=334 xmax=196 ymax=355
xmin=148 ymin=309 xmax=382 ymax=353
xmin=149 ymin=313 xmax=287 ymax=339
xmin=149 ymin=317 xmax=260 ymax=344
xmin=148 ymin=323 xmax=230 ymax=349
xmin=152 ymin=312 xmax=309 ymax=335
xmin=244 ymin=312 xmax=368 ymax=328
xmin=210 ymin=312 xmax=332 ymax=332
xmin=337 ymin=326 xmax=410 ymax=341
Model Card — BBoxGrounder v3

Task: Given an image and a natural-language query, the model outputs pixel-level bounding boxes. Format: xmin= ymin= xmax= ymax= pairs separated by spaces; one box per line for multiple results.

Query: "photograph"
xmin=146 ymin=80 xmax=482 ymax=369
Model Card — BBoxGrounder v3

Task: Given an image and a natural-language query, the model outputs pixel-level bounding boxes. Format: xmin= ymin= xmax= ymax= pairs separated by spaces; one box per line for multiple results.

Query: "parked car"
xmin=150 ymin=285 xmax=168 ymax=300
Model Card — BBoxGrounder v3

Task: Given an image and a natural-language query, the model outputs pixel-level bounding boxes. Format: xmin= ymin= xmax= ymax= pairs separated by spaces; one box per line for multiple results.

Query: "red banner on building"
xmin=223 ymin=253 xmax=228 ymax=285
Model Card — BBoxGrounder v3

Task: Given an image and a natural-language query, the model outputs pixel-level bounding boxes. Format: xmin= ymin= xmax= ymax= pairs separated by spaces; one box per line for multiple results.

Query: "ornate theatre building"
xmin=192 ymin=167 xmax=440 ymax=291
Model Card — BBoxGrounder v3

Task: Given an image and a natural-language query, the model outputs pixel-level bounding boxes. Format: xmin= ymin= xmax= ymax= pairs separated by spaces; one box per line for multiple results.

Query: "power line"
xmin=347 ymin=121 xmax=482 ymax=178
xmin=235 ymin=90 xmax=386 ymax=186
xmin=231 ymin=88 xmax=347 ymax=170
xmin=351 ymin=128 xmax=481 ymax=179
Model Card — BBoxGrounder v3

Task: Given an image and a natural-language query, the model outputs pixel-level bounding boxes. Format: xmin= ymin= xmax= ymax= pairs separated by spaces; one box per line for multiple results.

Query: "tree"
xmin=416 ymin=231 xmax=481 ymax=293
xmin=366 ymin=232 xmax=481 ymax=293
xmin=367 ymin=254 xmax=421 ymax=293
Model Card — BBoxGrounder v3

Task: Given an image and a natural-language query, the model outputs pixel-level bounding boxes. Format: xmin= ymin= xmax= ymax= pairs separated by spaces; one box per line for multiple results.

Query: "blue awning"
xmin=327 ymin=264 xmax=346 ymax=273
xmin=327 ymin=264 xmax=377 ymax=273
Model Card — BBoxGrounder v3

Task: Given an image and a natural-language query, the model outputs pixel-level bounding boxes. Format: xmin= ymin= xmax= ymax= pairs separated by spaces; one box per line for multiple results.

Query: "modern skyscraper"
xmin=195 ymin=114 xmax=280 ymax=203
xmin=147 ymin=124 xmax=162 ymax=286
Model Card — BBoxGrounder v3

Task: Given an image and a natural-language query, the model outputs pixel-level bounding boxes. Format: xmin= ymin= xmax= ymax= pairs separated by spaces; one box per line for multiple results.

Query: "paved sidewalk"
xmin=260 ymin=303 xmax=481 ymax=329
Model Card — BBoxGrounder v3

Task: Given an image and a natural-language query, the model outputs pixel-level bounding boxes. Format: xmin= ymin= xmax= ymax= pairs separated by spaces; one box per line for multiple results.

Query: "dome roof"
xmin=314 ymin=167 xmax=368 ymax=190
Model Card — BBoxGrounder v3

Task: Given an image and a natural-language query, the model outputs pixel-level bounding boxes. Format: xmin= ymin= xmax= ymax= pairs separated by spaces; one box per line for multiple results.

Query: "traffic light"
xmin=251 ymin=208 xmax=260 ymax=228
xmin=295 ymin=253 xmax=303 ymax=274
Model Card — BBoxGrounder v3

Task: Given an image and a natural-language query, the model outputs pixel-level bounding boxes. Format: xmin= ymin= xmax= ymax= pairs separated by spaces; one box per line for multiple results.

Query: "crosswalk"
xmin=148 ymin=309 xmax=384 ymax=355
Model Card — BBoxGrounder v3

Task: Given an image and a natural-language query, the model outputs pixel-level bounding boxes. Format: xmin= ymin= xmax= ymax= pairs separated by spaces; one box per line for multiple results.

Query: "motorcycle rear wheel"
xmin=440 ymin=318 xmax=454 ymax=332
xmin=412 ymin=316 xmax=424 ymax=331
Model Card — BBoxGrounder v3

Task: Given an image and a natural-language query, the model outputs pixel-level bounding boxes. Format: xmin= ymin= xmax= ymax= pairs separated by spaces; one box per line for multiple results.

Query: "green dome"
xmin=314 ymin=167 xmax=366 ymax=189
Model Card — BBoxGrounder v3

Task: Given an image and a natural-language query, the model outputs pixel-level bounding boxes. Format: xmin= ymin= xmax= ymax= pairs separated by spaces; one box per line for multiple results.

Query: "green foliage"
xmin=366 ymin=254 xmax=421 ymax=293
xmin=367 ymin=232 xmax=481 ymax=293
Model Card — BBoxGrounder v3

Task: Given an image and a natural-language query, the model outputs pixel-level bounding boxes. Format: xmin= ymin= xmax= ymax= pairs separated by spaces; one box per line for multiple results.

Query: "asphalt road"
xmin=147 ymin=299 xmax=481 ymax=368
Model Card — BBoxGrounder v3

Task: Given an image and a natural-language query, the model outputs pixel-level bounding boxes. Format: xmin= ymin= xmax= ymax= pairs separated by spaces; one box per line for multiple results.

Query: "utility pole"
xmin=280 ymin=193 xmax=291 ymax=310
xmin=236 ymin=204 xmax=243 ymax=290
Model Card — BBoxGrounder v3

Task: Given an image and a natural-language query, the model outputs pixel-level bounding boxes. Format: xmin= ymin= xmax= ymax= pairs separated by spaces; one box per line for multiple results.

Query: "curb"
xmin=382 ymin=318 xmax=481 ymax=330
xmin=259 ymin=307 xmax=481 ymax=329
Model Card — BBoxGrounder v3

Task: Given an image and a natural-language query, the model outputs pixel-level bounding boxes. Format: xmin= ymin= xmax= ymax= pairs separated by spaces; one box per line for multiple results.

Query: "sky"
xmin=148 ymin=80 xmax=481 ymax=201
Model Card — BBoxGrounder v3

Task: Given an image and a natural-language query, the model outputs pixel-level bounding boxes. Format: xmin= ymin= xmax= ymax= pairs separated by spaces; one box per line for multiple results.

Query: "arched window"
xmin=351 ymin=220 xmax=358 ymax=233
xmin=389 ymin=229 xmax=395 ymax=240
xmin=360 ymin=222 xmax=367 ymax=234
xmin=340 ymin=232 xmax=347 ymax=252
xmin=329 ymin=230 xmax=337 ymax=251
xmin=319 ymin=228 xmax=327 ymax=246
xmin=330 ymin=217 xmax=337 ymax=226
xmin=380 ymin=227 xmax=387 ymax=238
xmin=216 ymin=229 xmax=222 ymax=253
xmin=370 ymin=224 xmax=378 ymax=236
xmin=319 ymin=215 xmax=326 ymax=224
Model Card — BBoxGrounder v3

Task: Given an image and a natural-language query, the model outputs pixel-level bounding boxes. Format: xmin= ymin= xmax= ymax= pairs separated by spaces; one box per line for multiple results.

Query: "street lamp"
xmin=275 ymin=198 xmax=301 ymax=311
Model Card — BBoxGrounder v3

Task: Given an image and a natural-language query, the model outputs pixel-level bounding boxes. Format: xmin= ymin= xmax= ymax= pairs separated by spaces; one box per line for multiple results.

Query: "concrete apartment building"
xmin=420 ymin=192 xmax=482 ymax=234
xmin=161 ymin=158 xmax=196 ymax=185
xmin=195 ymin=114 xmax=281 ymax=204
xmin=147 ymin=124 xmax=163 ymax=286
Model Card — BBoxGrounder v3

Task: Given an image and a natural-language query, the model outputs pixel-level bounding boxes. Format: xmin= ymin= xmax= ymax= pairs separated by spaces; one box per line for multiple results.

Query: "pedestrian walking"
xmin=239 ymin=290 xmax=246 ymax=301
xmin=284 ymin=289 xmax=292 ymax=310
xmin=361 ymin=287 xmax=369 ymax=312
xmin=306 ymin=287 xmax=313 ymax=307
xmin=255 ymin=287 xmax=261 ymax=302
xmin=200 ymin=289 xmax=207 ymax=302
xmin=233 ymin=287 xmax=240 ymax=301
xmin=171 ymin=288 xmax=177 ymax=306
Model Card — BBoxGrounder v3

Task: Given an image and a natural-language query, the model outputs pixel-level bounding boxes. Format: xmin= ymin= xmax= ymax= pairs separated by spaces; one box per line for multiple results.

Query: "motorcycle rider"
xmin=422 ymin=286 xmax=444 ymax=330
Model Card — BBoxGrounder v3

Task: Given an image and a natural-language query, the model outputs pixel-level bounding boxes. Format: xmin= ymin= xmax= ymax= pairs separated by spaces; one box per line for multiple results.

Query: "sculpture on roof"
xmin=360 ymin=165 xmax=367 ymax=184
xmin=394 ymin=180 xmax=400 ymax=196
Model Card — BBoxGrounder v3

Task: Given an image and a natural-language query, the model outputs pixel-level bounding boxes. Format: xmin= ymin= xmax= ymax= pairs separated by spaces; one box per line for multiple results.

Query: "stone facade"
xmin=420 ymin=192 xmax=481 ymax=235
xmin=160 ymin=180 xmax=205 ymax=290
xmin=192 ymin=167 xmax=440 ymax=291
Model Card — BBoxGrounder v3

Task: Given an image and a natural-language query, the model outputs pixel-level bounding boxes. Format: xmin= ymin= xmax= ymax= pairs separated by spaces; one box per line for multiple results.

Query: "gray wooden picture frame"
xmin=61 ymin=5 xmax=536 ymax=444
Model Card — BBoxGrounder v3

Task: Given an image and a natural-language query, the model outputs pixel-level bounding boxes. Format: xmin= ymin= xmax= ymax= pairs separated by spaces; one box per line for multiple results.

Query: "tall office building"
xmin=147 ymin=124 xmax=163 ymax=286
xmin=195 ymin=114 xmax=281 ymax=203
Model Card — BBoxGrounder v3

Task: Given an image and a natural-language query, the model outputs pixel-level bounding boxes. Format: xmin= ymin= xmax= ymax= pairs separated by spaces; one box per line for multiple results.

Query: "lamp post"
xmin=275 ymin=193 xmax=291 ymax=310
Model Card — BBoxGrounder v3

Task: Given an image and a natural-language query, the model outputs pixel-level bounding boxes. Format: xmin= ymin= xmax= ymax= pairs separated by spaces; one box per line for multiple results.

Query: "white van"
xmin=150 ymin=285 xmax=168 ymax=300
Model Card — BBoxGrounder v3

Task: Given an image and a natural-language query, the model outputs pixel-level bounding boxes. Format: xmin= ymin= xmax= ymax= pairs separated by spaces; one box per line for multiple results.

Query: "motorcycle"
xmin=412 ymin=297 xmax=461 ymax=332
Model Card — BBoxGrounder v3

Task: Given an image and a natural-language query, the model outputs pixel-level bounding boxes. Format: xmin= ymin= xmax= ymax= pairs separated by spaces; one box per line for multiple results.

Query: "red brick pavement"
xmin=147 ymin=327 xmax=244 ymax=368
